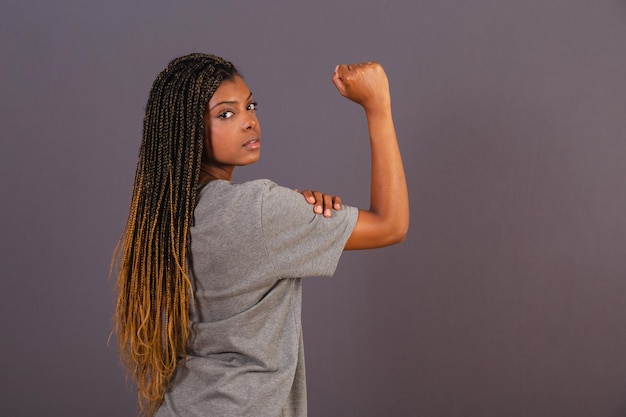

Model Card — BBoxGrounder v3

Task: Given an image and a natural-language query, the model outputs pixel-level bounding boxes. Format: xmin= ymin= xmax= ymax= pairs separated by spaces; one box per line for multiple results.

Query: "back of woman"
xmin=160 ymin=179 xmax=356 ymax=416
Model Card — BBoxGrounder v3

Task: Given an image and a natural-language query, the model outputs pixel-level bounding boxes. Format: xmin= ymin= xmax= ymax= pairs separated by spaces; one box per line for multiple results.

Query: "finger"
xmin=332 ymin=195 xmax=342 ymax=210
xmin=322 ymin=193 xmax=333 ymax=217
xmin=312 ymin=190 xmax=323 ymax=214
xmin=300 ymin=189 xmax=316 ymax=204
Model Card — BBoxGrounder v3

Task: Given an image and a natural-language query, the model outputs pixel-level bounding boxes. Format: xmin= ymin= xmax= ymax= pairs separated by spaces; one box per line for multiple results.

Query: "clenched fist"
xmin=331 ymin=62 xmax=391 ymax=113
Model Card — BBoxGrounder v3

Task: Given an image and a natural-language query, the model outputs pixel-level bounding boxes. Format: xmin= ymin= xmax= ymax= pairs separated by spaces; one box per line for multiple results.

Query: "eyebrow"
xmin=209 ymin=91 xmax=253 ymax=111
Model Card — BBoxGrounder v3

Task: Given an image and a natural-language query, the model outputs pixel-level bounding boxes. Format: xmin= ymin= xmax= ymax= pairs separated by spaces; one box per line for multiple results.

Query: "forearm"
xmin=332 ymin=62 xmax=409 ymax=250
xmin=367 ymin=108 xmax=408 ymax=233
xmin=345 ymin=108 xmax=409 ymax=250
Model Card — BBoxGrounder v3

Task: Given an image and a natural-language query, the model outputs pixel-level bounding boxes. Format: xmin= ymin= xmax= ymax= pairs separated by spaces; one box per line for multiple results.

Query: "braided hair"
xmin=113 ymin=53 xmax=239 ymax=416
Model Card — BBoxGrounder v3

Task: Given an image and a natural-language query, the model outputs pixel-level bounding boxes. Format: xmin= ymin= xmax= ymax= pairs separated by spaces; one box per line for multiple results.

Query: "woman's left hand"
xmin=297 ymin=189 xmax=342 ymax=217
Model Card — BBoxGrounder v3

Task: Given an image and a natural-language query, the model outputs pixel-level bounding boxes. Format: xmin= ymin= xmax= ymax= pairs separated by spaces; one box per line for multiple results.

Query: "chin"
xmin=239 ymin=154 xmax=261 ymax=166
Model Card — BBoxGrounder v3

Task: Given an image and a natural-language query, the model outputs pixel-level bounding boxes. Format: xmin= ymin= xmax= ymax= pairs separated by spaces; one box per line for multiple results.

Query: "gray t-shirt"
xmin=155 ymin=179 xmax=358 ymax=417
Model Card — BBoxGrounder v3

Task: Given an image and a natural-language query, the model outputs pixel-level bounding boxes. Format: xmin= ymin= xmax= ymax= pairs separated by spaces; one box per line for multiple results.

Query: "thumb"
xmin=331 ymin=65 xmax=347 ymax=96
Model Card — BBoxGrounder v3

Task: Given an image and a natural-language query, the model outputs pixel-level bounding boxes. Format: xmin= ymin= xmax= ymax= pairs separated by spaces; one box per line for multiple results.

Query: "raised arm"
xmin=332 ymin=62 xmax=409 ymax=250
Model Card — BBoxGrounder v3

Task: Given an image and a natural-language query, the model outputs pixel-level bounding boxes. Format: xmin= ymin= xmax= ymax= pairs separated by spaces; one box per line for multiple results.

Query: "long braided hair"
xmin=113 ymin=53 xmax=239 ymax=416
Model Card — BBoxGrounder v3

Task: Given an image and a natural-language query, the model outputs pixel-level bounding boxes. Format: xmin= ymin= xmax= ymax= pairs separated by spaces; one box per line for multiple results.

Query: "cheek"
xmin=207 ymin=126 xmax=229 ymax=157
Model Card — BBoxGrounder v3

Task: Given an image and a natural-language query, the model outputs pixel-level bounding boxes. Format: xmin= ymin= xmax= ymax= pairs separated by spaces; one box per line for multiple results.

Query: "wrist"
xmin=363 ymin=104 xmax=392 ymax=119
xmin=362 ymin=95 xmax=391 ymax=113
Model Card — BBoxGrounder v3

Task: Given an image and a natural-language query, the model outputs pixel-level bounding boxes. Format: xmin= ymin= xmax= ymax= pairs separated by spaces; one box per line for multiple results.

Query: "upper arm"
xmin=262 ymin=182 xmax=358 ymax=277
xmin=344 ymin=209 xmax=408 ymax=250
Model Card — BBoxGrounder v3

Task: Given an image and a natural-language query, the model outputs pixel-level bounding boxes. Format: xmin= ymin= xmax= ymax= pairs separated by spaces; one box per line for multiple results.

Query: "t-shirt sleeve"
xmin=260 ymin=181 xmax=358 ymax=279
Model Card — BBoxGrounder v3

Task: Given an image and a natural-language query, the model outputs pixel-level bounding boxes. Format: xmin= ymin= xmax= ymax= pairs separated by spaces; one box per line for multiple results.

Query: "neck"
xmin=198 ymin=162 xmax=233 ymax=184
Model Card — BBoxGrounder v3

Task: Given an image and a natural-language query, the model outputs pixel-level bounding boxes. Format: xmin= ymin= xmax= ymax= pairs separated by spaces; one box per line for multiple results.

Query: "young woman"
xmin=114 ymin=53 xmax=408 ymax=417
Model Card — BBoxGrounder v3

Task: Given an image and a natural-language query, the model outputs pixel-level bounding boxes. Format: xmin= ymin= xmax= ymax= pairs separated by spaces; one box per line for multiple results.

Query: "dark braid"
xmin=113 ymin=54 xmax=239 ymax=416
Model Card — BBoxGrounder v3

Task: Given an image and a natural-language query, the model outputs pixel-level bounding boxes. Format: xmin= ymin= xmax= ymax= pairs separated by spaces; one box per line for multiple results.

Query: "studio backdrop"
xmin=1 ymin=1 xmax=625 ymax=416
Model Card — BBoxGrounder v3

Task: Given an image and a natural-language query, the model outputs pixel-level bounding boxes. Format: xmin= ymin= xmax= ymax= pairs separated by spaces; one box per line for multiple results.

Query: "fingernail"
xmin=315 ymin=206 xmax=322 ymax=213
xmin=324 ymin=209 xmax=331 ymax=217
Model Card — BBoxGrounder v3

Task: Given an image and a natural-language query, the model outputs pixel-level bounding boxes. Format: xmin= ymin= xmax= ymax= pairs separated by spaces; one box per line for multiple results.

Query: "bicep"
xmin=344 ymin=209 xmax=408 ymax=250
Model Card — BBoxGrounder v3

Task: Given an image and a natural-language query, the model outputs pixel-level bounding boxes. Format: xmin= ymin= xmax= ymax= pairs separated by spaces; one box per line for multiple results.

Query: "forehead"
xmin=208 ymin=75 xmax=250 ymax=105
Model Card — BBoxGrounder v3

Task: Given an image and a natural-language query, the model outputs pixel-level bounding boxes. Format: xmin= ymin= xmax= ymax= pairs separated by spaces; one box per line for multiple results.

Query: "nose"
xmin=242 ymin=114 xmax=258 ymax=130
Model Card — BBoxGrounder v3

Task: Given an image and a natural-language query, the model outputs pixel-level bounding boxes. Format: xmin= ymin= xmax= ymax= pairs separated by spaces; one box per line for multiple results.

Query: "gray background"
xmin=1 ymin=0 xmax=625 ymax=416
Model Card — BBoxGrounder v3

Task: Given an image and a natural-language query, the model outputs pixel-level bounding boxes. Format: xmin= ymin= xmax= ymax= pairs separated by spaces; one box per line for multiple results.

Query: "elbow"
xmin=385 ymin=205 xmax=409 ymax=246
xmin=382 ymin=217 xmax=408 ymax=246
xmin=388 ymin=222 xmax=409 ymax=245
xmin=348 ymin=210 xmax=409 ymax=250
xmin=396 ymin=227 xmax=409 ymax=244
xmin=376 ymin=212 xmax=409 ymax=247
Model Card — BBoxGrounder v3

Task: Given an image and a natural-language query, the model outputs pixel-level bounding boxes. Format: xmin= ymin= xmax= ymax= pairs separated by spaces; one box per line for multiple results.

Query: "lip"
xmin=242 ymin=138 xmax=261 ymax=149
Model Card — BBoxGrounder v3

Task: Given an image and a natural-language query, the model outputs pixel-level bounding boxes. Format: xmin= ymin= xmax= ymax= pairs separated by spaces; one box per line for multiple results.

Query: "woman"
xmin=114 ymin=53 xmax=408 ymax=417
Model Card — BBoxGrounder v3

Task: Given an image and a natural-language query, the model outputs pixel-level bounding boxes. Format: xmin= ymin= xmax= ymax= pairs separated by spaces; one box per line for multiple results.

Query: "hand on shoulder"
xmin=297 ymin=189 xmax=342 ymax=218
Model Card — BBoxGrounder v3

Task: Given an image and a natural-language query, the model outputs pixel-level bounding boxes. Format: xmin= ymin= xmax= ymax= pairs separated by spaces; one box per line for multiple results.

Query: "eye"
xmin=218 ymin=111 xmax=234 ymax=119
xmin=247 ymin=102 xmax=258 ymax=111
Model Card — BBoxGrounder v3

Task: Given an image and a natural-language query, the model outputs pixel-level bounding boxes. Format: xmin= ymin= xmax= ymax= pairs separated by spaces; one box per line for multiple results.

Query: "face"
xmin=201 ymin=75 xmax=261 ymax=181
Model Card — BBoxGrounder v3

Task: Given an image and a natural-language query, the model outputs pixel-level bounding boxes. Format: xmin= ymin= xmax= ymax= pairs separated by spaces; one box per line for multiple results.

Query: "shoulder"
xmin=196 ymin=179 xmax=277 ymax=203
xmin=194 ymin=179 xmax=302 ymax=218
xmin=215 ymin=179 xmax=303 ymax=209
xmin=193 ymin=180 xmax=280 ymax=232
xmin=197 ymin=178 xmax=273 ymax=193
